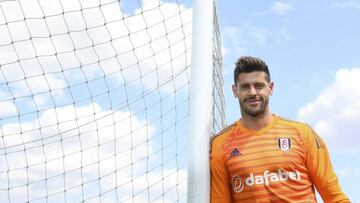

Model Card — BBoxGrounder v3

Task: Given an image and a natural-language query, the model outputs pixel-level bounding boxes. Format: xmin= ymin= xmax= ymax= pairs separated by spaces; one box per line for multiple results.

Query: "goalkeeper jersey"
xmin=210 ymin=115 xmax=350 ymax=203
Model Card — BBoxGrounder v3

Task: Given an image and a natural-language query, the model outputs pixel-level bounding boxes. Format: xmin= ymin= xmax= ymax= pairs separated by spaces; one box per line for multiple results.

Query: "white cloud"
xmin=331 ymin=1 xmax=360 ymax=10
xmin=114 ymin=1 xmax=192 ymax=93
xmin=0 ymin=90 xmax=17 ymax=117
xmin=0 ymin=103 xmax=186 ymax=202
xmin=221 ymin=24 xmax=290 ymax=60
xmin=297 ymin=68 xmax=360 ymax=153
xmin=0 ymin=63 xmax=67 ymax=110
xmin=0 ymin=0 xmax=191 ymax=112
xmin=120 ymin=169 xmax=187 ymax=202
xmin=336 ymin=167 xmax=360 ymax=177
xmin=0 ymin=100 xmax=17 ymax=117
xmin=271 ymin=2 xmax=293 ymax=16
xmin=221 ymin=25 xmax=269 ymax=56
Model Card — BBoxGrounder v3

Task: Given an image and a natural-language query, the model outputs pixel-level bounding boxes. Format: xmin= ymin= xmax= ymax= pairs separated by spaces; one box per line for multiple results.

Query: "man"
xmin=210 ymin=56 xmax=350 ymax=202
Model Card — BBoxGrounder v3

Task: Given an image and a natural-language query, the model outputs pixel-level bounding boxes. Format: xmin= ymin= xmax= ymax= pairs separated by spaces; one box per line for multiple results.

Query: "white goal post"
xmin=187 ymin=0 xmax=225 ymax=202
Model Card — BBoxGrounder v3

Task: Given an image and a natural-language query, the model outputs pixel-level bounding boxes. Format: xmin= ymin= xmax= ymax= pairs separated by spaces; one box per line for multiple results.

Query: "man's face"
xmin=232 ymin=71 xmax=274 ymax=118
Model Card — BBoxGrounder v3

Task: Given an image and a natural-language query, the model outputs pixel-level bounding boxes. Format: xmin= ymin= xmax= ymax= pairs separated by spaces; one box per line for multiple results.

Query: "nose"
xmin=248 ymin=85 xmax=257 ymax=96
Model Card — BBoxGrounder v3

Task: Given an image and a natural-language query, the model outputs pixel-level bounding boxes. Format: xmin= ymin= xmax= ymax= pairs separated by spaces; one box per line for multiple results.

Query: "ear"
xmin=232 ymin=84 xmax=238 ymax=98
xmin=269 ymin=82 xmax=274 ymax=95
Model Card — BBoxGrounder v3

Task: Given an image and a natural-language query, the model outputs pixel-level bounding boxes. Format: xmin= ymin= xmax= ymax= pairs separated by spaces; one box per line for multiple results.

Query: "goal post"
xmin=187 ymin=0 xmax=225 ymax=202
xmin=187 ymin=0 xmax=214 ymax=202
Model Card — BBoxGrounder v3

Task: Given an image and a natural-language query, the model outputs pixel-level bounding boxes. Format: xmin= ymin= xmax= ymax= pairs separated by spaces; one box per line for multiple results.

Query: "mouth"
xmin=245 ymin=98 xmax=262 ymax=106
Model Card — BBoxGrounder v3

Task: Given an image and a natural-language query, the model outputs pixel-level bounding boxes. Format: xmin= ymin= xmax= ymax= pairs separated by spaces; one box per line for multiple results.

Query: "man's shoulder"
xmin=277 ymin=116 xmax=312 ymax=129
xmin=210 ymin=122 xmax=237 ymax=156
xmin=276 ymin=116 xmax=325 ymax=148
xmin=276 ymin=116 xmax=315 ymax=137
xmin=210 ymin=122 xmax=237 ymax=144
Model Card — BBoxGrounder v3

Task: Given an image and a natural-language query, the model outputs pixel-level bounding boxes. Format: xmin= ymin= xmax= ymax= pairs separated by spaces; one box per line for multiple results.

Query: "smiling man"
xmin=210 ymin=56 xmax=350 ymax=202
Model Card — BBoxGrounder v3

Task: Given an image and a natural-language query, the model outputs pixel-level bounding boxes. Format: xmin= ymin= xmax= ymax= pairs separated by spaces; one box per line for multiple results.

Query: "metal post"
xmin=187 ymin=0 xmax=214 ymax=202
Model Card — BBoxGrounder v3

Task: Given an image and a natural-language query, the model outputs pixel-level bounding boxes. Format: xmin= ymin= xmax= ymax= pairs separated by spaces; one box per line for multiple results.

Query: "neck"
xmin=241 ymin=110 xmax=273 ymax=131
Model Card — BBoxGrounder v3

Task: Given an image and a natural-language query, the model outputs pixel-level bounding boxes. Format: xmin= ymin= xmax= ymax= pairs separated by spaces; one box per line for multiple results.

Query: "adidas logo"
xmin=230 ymin=148 xmax=241 ymax=157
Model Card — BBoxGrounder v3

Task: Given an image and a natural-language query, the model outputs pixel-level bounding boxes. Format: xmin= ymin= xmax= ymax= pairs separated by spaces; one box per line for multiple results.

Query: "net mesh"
xmin=212 ymin=6 xmax=226 ymax=134
xmin=0 ymin=0 xmax=225 ymax=202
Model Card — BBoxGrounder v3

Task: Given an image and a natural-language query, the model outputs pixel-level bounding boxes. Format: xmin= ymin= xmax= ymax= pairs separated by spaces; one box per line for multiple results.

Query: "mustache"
xmin=244 ymin=96 xmax=263 ymax=102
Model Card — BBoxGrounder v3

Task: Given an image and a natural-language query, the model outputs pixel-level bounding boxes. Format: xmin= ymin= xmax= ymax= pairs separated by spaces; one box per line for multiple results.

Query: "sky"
xmin=0 ymin=0 xmax=359 ymax=202
xmin=217 ymin=0 xmax=360 ymax=202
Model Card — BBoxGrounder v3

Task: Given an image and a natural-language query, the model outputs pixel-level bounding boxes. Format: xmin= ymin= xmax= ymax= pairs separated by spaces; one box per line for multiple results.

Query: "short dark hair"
xmin=234 ymin=56 xmax=271 ymax=84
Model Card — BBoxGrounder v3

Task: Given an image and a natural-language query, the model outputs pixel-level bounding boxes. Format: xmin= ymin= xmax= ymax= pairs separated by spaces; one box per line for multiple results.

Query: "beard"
xmin=239 ymin=96 xmax=269 ymax=118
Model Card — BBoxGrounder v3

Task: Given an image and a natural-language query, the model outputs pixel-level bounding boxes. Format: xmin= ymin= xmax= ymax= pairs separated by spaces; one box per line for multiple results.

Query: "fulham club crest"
xmin=278 ymin=138 xmax=291 ymax=151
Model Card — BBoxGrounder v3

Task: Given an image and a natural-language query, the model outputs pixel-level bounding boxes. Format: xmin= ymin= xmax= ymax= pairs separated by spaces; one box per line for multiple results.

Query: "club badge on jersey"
xmin=278 ymin=138 xmax=291 ymax=151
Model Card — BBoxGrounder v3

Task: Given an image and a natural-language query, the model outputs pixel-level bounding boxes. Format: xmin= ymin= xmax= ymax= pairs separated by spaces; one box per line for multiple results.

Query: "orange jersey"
xmin=210 ymin=116 xmax=350 ymax=203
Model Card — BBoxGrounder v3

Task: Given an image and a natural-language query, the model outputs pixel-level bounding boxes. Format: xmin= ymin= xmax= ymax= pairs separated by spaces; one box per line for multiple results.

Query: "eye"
xmin=239 ymin=84 xmax=249 ymax=90
xmin=255 ymin=83 xmax=265 ymax=89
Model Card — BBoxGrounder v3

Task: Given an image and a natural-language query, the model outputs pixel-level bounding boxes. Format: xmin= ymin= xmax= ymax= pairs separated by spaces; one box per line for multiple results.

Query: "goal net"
xmin=0 ymin=0 xmax=225 ymax=202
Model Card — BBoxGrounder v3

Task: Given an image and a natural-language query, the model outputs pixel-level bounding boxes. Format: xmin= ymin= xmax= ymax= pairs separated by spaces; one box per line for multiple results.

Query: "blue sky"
xmin=217 ymin=0 xmax=360 ymax=202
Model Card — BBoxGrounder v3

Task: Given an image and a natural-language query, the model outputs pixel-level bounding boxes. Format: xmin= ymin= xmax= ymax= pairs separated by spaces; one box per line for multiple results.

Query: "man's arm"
xmin=304 ymin=127 xmax=350 ymax=202
xmin=210 ymin=137 xmax=232 ymax=203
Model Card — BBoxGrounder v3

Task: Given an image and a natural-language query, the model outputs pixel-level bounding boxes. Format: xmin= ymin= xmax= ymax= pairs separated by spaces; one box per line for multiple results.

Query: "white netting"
xmin=0 ymin=0 xmax=225 ymax=202
xmin=212 ymin=5 xmax=226 ymax=133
